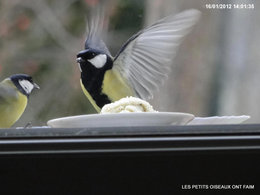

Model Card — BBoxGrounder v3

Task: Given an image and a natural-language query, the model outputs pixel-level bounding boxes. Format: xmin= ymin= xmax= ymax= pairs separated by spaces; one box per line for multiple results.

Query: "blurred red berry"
xmin=17 ymin=15 xmax=30 ymax=31
xmin=85 ymin=0 xmax=99 ymax=6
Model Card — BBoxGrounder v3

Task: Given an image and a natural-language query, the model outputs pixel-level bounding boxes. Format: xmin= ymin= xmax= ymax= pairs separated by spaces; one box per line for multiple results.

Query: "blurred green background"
xmin=0 ymin=0 xmax=259 ymax=126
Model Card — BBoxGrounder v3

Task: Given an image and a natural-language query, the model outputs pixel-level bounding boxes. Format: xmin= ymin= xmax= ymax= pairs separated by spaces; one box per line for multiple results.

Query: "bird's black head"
xmin=76 ymin=49 xmax=113 ymax=73
xmin=10 ymin=74 xmax=40 ymax=97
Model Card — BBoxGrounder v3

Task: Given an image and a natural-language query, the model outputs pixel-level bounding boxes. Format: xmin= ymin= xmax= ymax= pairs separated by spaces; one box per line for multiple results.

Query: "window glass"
xmin=0 ymin=0 xmax=258 ymax=129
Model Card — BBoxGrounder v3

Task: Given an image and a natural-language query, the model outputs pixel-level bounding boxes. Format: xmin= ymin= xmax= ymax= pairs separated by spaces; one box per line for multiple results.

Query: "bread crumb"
xmin=100 ymin=96 xmax=157 ymax=114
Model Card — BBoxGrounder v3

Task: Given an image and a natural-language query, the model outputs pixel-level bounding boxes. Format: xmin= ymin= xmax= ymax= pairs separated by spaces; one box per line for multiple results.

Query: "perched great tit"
xmin=77 ymin=9 xmax=201 ymax=112
xmin=0 ymin=74 xmax=39 ymax=128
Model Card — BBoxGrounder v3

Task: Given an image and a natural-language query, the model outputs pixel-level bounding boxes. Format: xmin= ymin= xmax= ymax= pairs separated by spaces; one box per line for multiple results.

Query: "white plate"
xmin=47 ymin=112 xmax=195 ymax=128
xmin=188 ymin=115 xmax=250 ymax=125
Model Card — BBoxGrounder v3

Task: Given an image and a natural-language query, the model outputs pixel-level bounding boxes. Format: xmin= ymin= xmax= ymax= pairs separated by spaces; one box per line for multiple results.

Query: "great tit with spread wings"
xmin=77 ymin=9 xmax=201 ymax=112
xmin=0 ymin=74 xmax=39 ymax=128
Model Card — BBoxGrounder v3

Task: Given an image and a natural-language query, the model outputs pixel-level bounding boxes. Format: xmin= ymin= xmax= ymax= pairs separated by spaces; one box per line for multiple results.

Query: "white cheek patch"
xmin=88 ymin=54 xmax=107 ymax=68
xmin=19 ymin=80 xmax=34 ymax=94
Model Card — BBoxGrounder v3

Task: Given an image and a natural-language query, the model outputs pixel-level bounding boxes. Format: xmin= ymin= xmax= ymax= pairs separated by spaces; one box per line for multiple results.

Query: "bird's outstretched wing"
xmin=84 ymin=6 xmax=111 ymax=56
xmin=113 ymin=9 xmax=201 ymax=100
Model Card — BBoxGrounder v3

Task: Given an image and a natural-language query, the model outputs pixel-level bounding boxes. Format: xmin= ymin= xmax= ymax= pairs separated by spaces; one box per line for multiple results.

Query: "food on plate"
xmin=100 ymin=96 xmax=157 ymax=114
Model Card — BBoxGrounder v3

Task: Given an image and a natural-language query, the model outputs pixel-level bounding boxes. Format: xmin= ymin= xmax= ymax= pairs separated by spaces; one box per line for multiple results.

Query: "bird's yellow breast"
xmin=0 ymin=87 xmax=28 ymax=128
xmin=102 ymin=69 xmax=135 ymax=102
xmin=80 ymin=69 xmax=135 ymax=112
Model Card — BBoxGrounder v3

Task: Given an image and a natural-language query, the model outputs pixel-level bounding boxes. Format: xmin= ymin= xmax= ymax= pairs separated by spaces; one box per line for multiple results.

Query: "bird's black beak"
xmin=76 ymin=57 xmax=84 ymax=63
xmin=76 ymin=49 xmax=89 ymax=63
xmin=33 ymin=83 xmax=40 ymax=89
